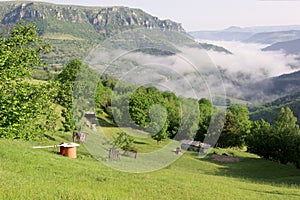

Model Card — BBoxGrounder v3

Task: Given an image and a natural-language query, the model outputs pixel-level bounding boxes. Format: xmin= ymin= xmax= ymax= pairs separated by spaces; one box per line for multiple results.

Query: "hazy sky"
xmin=2 ymin=0 xmax=300 ymax=31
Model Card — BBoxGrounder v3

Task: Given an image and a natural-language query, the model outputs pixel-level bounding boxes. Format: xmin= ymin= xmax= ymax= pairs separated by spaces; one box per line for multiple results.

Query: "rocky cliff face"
xmin=0 ymin=2 xmax=187 ymax=66
xmin=0 ymin=2 xmax=185 ymax=36
xmin=0 ymin=2 xmax=230 ymax=67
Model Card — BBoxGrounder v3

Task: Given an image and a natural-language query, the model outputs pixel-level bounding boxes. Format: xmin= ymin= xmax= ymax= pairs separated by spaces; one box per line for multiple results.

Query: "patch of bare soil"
xmin=212 ymin=154 xmax=242 ymax=162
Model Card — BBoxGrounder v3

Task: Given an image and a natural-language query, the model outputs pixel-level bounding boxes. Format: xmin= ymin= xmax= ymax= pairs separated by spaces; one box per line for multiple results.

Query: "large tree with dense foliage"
xmin=272 ymin=107 xmax=300 ymax=164
xmin=217 ymin=111 xmax=238 ymax=148
xmin=228 ymin=105 xmax=251 ymax=141
xmin=161 ymin=91 xmax=181 ymax=138
xmin=56 ymin=59 xmax=82 ymax=132
xmin=147 ymin=104 xmax=169 ymax=143
xmin=217 ymin=105 xmax=251 ymax=148
xmin=195 ymin=98 xmax=212 ymax=141
xmin=246 ymin=119 xmax=273 ymax=159
xmin=175 ymin=97 xmax=199 ymax=140
xmin=56 ymin=59 xmax=99 ymax=132
xmin=0 ymin=23 xmax=57 ymax=140
xmin=246 ymin=107 xmax=300 ymax=168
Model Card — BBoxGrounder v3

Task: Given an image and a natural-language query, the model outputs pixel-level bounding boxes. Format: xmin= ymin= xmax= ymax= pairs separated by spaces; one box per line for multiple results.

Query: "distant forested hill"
xmin=250 ymin=91 xmax=300 ymax=125
xmin=0 ymin=1 xmax=230 ymax=67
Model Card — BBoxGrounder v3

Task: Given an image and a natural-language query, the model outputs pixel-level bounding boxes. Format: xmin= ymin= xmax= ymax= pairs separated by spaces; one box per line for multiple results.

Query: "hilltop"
xmin=0 ymin=1 xmax=184 ymax=66
xmin=0 ymin=1 xmax=185 ymax=36
xmin=0 ymin=1 xmax=230 ymax=67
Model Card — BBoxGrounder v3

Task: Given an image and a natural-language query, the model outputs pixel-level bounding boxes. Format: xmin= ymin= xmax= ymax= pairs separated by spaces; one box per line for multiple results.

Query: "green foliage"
xmin=162 ymin=91 xmax=181 ymax=138
xmin=176 ymin=97 xmax=200 ymax=140
xmin=195 ymin=98 xmax=212 ymax=141
xmin=56 ymin=59 xmax=99 ymax=132
xmin=0 ymin=23 xmax=49 ymax=81
xmin=95 ymin=81 xmax=112 ymax=111
xmin=217 ymin=111 xmax=238 ymax=148
xmin=272 ymin=108 xmax=300 ymax=165
xmin=205 ymin=111 xmax=226 ymax=146
xmin=101 ymin=83 xmax=205 ymax=143
xmin=247 ymin=107 xmax=300 ymax=168
xmin=217 ymin=105 xmax=251 ymax=148
xmin=109 ymin=85 xmax=199 ymax=142
xmin=246 ymin=120 xmax=272 ymax=159
xmin=0 ymin=23 xmax=57 ymax=140
xmin=147 ymin=105 xmax=170 ymax=143
xmin=249 ymin=92 xmax=300 ymax=126
xmin=56 ymin=59 xmax=82 ymax=132
xmin=61 ymin=108 xmax=75 ymax=132
xmin=129 ymin=87 xmax=165 ymax=127
xmin=113 ymin=131 xmax=135 ymax=151
xmin=56 ymin=59 xmax=82 ymax=107
xmin=229 ymin=105 xmax=251 ymax=136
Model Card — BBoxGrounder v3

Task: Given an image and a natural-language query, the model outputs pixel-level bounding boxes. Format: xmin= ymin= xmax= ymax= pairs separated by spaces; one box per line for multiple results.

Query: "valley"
xmin=1 ymin=1 xmax=300 ymax=199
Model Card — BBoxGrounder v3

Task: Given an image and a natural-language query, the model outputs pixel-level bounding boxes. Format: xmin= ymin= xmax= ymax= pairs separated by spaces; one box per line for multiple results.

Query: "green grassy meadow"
xmin=1 ymin=132 xmax=300 ymax=199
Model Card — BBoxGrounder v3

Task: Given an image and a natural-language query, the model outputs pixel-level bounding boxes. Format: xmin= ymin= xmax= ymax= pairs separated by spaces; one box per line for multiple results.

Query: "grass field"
xmin=1 ymin=131 xmax=300 ymax=200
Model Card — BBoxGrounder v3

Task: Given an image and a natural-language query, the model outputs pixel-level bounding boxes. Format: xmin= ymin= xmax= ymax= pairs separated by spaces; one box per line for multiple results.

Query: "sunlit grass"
xmin=1 ymin=137 xmax=300 ymax=199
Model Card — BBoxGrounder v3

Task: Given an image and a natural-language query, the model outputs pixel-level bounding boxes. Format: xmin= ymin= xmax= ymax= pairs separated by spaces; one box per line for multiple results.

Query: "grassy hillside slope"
xmin=1 ymin=137 xmax=300 ymax=199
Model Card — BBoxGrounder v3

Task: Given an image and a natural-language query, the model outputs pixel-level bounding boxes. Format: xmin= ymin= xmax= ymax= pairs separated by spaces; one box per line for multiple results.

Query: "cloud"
xmin=201 ymin=40 xmax=300 ymax=80
xmin=85 ymin=43 xmax=226 ymax=101
xmin=86 ymin=38 xmax=300 ymax=102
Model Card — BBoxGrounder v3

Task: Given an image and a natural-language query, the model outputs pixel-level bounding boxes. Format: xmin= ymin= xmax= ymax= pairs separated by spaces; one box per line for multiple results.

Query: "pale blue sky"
xmin=1 ymin=0 xmax=300 ymax=31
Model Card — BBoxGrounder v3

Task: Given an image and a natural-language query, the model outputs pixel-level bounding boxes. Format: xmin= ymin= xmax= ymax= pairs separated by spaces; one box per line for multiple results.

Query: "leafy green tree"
xmin=204 ymin=110 xmax=226 ymax=147
xmin=0 ymin=23 xmax=49 ymax=81
xmin=217 ymin=111 xmax=239 ymax=147
xmin=272 ymin=107 xmax=300 ymax=164
xmin=56 ymin=60 xmax=81 ymax=132
xmin=162 ymin=91 xmax=181 ymax=138
xmin=113 ymin=131 xmax=135 ymax=151
xmin=56 ymin=59 xmax=82 ymax=108
xmin=195 ymin=98 xmax=212 ymax=141
xmin=0 ymin=23 xmax=57 ymax=140
xmin=176 ymin=97 xmax=199 ymax=140
xmin=110 ymin=94 xmax=132 ymax=126
xmin=246 ymin=120 xmax=273 ymax=159
xmin=61 ymin=108 xmax=75 ymax=132
xmin=217 ymin=105 xmax=251 ymax=147
xmin=291 ymin=135 xmax=300 ymax=168
xmin=95 ymin=81 xmax=112 ymax=112
xmin=56 ymin=59 xmax=99 ymax=132
xmin=129 ymin=87 xmax=165 ymax=128
xmin=228 ymin=105 xmax=251 ymax=143
xmin=151 ymin=122 xmax=169 ymax=143
xmin=147 ymin=104 xmax=169 ymax=143
xmin=247 ymin=108 xmax=300 ymax=167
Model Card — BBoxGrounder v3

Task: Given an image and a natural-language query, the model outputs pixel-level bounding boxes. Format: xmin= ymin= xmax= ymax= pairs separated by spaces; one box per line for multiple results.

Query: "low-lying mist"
xmin=200 ymin=40 xmax=300 ymax=102
xmin=85 ymin=28 xmax=300 ymax=104
xmin=203 ymin=40 xmax=300 ymax=80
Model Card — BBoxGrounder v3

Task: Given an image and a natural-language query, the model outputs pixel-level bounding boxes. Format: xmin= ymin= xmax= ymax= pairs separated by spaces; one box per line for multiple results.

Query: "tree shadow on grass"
xmin=133 ymin=141 xmax=147 ymax=145
xmin=43 ymin=134 xmax=56 ymax=141
xmin=199 ymin=153 xmax=300 ymax=187
xmin=97 ymin=117 xmax=116 ymax=128
xmin=239 ymin=187 xmax=300 ymax=198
